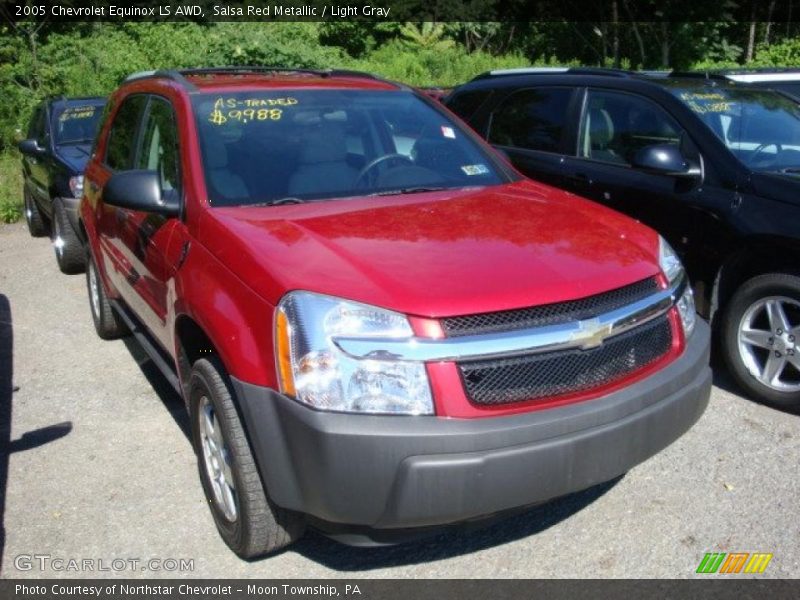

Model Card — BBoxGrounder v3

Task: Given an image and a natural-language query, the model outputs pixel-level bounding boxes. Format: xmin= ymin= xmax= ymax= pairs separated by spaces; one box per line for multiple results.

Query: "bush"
xmin=0 ymin=152 xmax=22 ymax=223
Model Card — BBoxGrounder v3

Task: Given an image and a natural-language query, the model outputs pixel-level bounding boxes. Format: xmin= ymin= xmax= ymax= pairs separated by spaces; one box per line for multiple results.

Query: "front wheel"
xmin=722 ymin=272 xmax=800 ymax=409
xmin=190 ymin=357 xmax=305 ymax=558
xmin=52 ymin=199 xmax=85 ymax=274
xmin=85 ymin=251 xmax=128 ymax=339
xmin=23 ymin=189 xmax=48 ymax=237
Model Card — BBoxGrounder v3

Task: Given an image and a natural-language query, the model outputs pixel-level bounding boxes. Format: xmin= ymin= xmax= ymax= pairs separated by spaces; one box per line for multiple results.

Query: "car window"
xmin=136 ymin=97 xmax=181 ymax=197
xmin=488 ymin=88 xmax=573 ymax=153
xmin=579 ymin=90 xmax=683 ymax=165
xmin=192 ymin=89 xmax=505 ymax=206
xmin=446 ymin=89 xmax=493 ymax=121
xmin=105 ymin=95 xmax=148 ymax=171
xmin=670 ymin=85 xmax=800 ymax=171
xmin=27 ymin=107 xmax=46 ymax=143
xmin=51 ymin=103 xmax=105 ymax=145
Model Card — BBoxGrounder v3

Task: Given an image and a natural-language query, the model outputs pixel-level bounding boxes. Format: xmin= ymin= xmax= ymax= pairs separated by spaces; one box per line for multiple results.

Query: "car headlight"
xmin=658 ymin=236 xmax=695 ymax=337
xmin=69 ymin=175 xmax=84 ymax=199
xmin=275 ymin=291 xmax=434 ymax=415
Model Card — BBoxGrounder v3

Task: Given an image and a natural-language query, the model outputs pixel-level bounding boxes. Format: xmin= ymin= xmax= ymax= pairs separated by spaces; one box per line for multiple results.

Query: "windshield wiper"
xmin=247 ymin=197 xmax=305 ymax=207
xmin=775 ymin=167 xmax=800 ymax=174
xmin=369 ymin=186 xmax=448 ymax=197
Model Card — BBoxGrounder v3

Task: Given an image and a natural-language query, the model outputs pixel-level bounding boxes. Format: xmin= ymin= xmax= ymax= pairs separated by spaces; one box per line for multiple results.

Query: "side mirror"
xmin=18 ymin=138 xmax=45 ymax=156
xmin=631 ymin=144 xmax=701 ymax=180
xmin=104 ymin=170 xmax=180 ymax=217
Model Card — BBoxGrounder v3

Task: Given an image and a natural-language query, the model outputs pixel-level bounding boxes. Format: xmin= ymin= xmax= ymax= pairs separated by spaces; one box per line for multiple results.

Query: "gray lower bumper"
xmin=233 ymin=320 xmax=711 ymax=531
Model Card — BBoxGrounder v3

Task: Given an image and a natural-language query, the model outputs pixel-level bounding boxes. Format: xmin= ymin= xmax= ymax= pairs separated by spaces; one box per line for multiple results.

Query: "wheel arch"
xmin=711 ymin=235 xmax=800 ymax=326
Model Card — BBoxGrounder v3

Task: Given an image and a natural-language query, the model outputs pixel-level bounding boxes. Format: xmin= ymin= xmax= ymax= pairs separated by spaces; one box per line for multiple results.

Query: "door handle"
xmin=88 ymin=181 xmax=99 ymax=193
xmin=568 ymin=173 xmax=593 ymax=188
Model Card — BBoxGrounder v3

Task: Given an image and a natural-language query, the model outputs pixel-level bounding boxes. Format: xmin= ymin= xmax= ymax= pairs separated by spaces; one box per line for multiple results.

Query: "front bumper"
xmin=233 ymin=319 xmax=711 ymax=534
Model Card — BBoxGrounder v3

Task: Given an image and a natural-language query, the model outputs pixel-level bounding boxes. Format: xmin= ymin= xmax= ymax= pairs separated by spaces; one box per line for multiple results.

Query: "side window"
xmin=27 ymin=107 xmax=45 ymax=142
xmin=105 ymin=95 xmax=147 ymax=171
xmin=488 ymin=88 xmax=573 ymax=153
xmin=446 ymin=89 xmax=493 ymax=122
xmin=136 ymin=97 xmax=181 ymax=197
xmin=579 ymin=90 xmax=684 ymax=165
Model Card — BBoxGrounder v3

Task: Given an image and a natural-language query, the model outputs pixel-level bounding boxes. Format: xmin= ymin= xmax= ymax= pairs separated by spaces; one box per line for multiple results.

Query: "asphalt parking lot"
xmin=0 ymin=221 xmax=798 ymax=579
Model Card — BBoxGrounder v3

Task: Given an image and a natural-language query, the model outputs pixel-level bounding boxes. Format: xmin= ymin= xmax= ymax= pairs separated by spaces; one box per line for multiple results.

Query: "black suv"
xmin=18 ymin=96 xmax=106 ymax=273
xmin=447 ymin=67 xmax=800 ymax=408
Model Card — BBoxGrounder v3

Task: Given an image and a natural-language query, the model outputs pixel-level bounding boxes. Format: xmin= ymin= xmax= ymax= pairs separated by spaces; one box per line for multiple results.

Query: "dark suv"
xmin=18 ymin=96 xmax=106 ymax=273
xmin=447 ymin=68 xmax=800 ymax=409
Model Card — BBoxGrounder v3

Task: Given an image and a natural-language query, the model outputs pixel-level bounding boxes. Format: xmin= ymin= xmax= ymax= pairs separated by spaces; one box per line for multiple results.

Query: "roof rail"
xmin=124 ymin=66 xmax=385 ymax=91
xmin=124 ymin=69 xmax=197 ymax=90
xmin=668 ymin=71 xmax=731 ymax=81
xmin=470 ymin=66 xmax=639 ymax=82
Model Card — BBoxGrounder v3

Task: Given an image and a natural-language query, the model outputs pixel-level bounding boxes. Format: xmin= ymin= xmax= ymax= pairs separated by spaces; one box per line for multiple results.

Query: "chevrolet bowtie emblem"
xmin=574 ymin=318 xmax=613 ymax=349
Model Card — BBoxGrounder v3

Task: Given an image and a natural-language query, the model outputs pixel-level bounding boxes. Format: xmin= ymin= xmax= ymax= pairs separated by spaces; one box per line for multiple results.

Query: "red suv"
xmin=79 ymin=67 xmax=711 ymax=558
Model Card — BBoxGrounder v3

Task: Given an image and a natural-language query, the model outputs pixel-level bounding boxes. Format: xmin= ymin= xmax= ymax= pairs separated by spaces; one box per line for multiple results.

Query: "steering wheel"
xmin=749 ymin=142 xmax=782 ymax=166
xmin=354 ymin=153 xmax=415 ymax=188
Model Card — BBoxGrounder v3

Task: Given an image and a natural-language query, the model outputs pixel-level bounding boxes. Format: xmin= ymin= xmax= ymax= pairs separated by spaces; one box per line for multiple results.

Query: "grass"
xmin=0 ymin=152 xmax=23 ymax=223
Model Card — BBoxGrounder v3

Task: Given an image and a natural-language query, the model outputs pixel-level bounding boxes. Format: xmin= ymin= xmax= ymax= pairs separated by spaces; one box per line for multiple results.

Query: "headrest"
xmin=588 ymin=107 xmax=614 ymax=147
xmin=297 ymin=122 xmax=348 ymax=164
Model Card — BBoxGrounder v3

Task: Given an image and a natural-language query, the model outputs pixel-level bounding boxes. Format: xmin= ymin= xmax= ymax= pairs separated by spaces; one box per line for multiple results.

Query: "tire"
xmin=85 ymin=251 xmax=128 ymax=340
xmin=722 ymin=272 xmax=800 ymax=409
xmin=52 ymin=199 xmax=85 ymax=274
xmin=189 ymin=357 xmax=305 ymax=559
xmin=23 ymin=188 xmax=48 ymax=238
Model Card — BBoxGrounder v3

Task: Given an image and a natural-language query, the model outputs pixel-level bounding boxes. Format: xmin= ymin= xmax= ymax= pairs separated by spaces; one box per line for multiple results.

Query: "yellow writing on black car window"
xmin=59 ymin=106 xmax=96 ymax=121
xmin=208 ymin=97 xmax=298 ymax=126
xmin=680 ymin=92 xmax=732 ymax=114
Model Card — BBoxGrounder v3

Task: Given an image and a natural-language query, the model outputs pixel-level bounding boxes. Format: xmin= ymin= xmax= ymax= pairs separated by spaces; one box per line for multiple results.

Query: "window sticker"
xmin=59 ymin=106 xmax=96 ymax=121
xmin=680 ymin=92 xmax=732 ymax=114
xmin=461 ymin=164 xmax=490 ymax=175
xmin=207 ymin=97 xmax=299 ymax=126
xmin=441 ymin=125 xmax=456 ymax=139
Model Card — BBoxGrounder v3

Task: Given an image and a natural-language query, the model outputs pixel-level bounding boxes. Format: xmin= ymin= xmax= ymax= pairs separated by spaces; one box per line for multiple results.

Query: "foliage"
xmin=0 ymin=152 xmax=22 ymax=224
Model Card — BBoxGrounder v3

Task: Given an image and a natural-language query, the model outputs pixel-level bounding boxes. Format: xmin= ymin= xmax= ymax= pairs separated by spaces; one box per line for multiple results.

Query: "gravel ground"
xmin=0 ymin=221 xmax=798 ymax=579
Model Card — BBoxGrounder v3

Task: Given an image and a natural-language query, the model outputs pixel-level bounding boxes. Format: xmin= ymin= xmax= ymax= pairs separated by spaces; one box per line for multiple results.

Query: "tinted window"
xmin=105 ymin=95 xmax=147 ymax=170
xmin=27 ymin=107 xmax=46 ymax=142
xmin=192 ymin=90 xmax=504 ymax=206
xmin=51 ymin=103 xmax=105 ymax=145
xmin=446 ymin=89 xmax=493 ymax=121
xmin=136 ymin=98 xmax=181 ymax=197
xmin=579 ymin=90 xmax=683 ymax=165
xmin=489 ymin=88 xmax=573 ymax=153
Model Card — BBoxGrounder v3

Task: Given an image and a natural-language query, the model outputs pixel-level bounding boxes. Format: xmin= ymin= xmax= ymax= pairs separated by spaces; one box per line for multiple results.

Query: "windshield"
xmin=671 ymin=86 xmax=800 ymax=171
xmin=191 ymin=89 xmax=504 ymax=206
xmin=51 ymin=103 xmax=104 ymax=145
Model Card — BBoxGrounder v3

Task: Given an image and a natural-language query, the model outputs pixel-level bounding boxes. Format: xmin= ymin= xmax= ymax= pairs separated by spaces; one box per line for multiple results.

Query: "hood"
xmin=54 ymin=144 xmax=92 ymax=173
xmin=199 ymin=180 xmax=662 ymax=318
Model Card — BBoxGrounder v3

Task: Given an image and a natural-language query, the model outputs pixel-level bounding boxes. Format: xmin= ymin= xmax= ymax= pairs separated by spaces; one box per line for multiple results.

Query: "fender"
xmin=173 ymin=238 xmax=277 ymax=388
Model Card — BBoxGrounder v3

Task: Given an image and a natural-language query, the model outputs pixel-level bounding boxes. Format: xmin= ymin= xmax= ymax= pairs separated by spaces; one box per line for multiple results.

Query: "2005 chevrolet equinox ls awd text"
xmin=79 ymin=67 xmax=711 ymax=558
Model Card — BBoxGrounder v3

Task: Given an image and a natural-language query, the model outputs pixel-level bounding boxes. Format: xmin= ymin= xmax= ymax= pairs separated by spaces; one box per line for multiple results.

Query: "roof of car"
xmin=455 ymin=67 xmax=756 ymax=94
xmin=48 ymin=96 xmax=106 ymax=107
xmin=124 ymin=67 xmax=404 ymax=93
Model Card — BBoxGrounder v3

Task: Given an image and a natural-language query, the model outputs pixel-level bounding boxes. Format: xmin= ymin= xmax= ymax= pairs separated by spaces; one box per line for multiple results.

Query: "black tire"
xmin=52 ymin=199 xmax=85 ymax=274
xmin=721 ymin=272 xmax=800 ymax=409
xmin=23 ymin=188 xmax=48 ymax=238
xmin=85 ymin=251 xmax=128 ymax=340
xmin=189 ymin=357 xmax=305 ymax=559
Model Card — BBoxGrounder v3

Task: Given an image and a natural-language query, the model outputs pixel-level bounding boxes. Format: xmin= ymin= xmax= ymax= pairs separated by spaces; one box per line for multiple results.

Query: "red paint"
xmin=81 ymin=71 xmax=680 ymax=416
